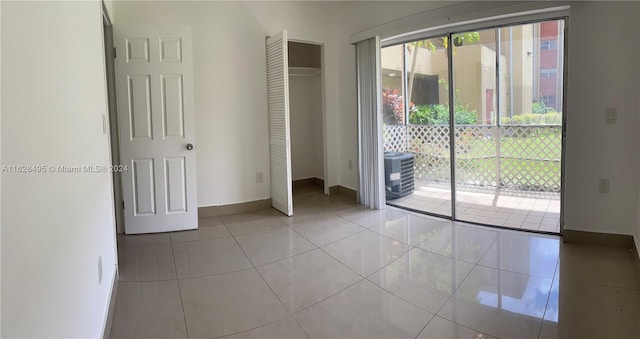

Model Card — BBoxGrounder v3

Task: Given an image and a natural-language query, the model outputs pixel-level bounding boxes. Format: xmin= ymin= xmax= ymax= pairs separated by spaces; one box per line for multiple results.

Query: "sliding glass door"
xmin=381 ymin=35 xmax=452 ymax=217
xmin=381 ymin=19 xmax=564 ymax=234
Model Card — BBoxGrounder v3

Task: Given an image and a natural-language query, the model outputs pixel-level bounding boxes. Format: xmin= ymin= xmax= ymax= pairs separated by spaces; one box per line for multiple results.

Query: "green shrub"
xmin=532 ymin=102 xmax=550 ymax=114
xmin=501 ymin=112 xmax=562 ymax=125
xmin=382 ymin=88 xmax=405 ymax=125
xmin=409 ymin=104 xmax=477 ymax=125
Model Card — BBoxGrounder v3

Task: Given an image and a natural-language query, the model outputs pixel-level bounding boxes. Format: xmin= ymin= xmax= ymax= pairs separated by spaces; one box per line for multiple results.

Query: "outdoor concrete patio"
xmin=388 ymin=179 xmax=561 ymax=233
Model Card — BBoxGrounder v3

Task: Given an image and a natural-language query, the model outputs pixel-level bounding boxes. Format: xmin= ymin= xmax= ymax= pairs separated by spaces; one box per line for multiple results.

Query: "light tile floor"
xmin=111 ymin=189 xmax=639 ymax=339
xmin=389 ymin=180 xmax=561 ymax=233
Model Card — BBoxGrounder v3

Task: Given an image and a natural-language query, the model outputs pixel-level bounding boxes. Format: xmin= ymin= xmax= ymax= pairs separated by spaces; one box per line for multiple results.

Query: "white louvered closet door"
xmin=266 ymin=31 xmax=293 ymax=216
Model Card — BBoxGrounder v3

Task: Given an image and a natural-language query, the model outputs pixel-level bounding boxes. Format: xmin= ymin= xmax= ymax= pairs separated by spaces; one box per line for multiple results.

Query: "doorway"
xmin=381 ymin=19 xmax=565 ymax=234
xmin=102 ymin=3 xmax=124 ymax=234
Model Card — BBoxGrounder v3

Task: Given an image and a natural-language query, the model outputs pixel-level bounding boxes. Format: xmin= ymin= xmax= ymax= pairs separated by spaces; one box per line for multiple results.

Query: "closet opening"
xmin=288 ymin=41 xmax=326 ymax=196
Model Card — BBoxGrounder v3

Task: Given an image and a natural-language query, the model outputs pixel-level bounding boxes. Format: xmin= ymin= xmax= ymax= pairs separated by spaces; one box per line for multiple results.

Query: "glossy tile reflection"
xmin=293 ymin=280 xmax=432 ymax=338
xmin=369 ymin=248 xmax=473 ymax=313
xmin=478 ymin=230 xmax=559 ymax=278
xmin=322 ymin=229 xmax=410 ymax=276
xmin=112 ymin=189 xmax=640 ymax=339
xmin=438 ymin=265 xmax=553 ymax=339
xmin=415 ymin=223 xmax=498 ymax=264
xmin=368 ymin=214 xmax=448 ymax=245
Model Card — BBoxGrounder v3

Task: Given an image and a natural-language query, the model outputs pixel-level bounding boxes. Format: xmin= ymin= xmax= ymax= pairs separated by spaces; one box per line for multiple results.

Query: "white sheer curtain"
xmin=356 ymin=36 xmax=385 ymax=209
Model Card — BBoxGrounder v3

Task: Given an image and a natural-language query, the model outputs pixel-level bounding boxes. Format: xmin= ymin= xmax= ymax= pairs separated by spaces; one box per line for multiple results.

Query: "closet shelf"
xmin=289 ymin=67 xmax=321 ymax=76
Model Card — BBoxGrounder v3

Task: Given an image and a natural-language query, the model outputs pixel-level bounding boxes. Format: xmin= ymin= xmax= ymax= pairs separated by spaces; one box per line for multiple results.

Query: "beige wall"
xmin=503 ymin=25 xmax=534 ymax=115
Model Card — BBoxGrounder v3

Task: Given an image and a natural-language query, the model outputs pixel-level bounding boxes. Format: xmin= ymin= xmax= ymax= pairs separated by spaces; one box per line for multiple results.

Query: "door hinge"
xmin=122 ymin=201 xmax=125 ymax=209
xmin=113 ymin=47 xmax=117 ymax=59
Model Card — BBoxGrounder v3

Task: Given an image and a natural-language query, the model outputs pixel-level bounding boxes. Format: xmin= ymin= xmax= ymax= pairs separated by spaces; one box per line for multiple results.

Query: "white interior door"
xmin=266 ymin=31 xmax=293 ymax=216
xmin=114 ymin=25 xmax=197 ymax=234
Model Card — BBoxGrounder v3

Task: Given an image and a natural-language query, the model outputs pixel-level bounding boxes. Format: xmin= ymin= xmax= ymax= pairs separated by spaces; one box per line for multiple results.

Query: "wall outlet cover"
xmin=598 ymin=178 xmax=610 ymax=194
xmin=605 ymin=107 xmax=617 ymax=124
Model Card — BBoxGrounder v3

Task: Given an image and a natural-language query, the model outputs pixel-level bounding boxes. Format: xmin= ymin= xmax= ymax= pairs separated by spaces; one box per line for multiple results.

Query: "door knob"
xmin=186 ymin=143 xmax=194 ymax=151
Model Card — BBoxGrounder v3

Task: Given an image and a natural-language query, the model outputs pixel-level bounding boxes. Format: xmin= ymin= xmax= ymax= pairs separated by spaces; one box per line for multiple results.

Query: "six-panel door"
xmin=114 ymin=25 xmax=197 ymax=234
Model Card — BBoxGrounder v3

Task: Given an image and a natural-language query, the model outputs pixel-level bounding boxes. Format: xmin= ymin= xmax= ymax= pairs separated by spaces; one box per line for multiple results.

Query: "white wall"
xmin=1 ymin=1 xmax=117 ymax=337
xmin=114 ymin=1 xmax=338 ymax=207
xmin=112 ymin=1 xmax=640 ymax=240
xmin=563 ymin=1 xmax=640 ymax=236
xmin=290 ymin=75 xmax=324 ymax=181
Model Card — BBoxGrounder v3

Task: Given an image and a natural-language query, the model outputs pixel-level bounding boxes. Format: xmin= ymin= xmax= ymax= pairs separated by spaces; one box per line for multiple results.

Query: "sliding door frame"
xmin=446 ymin=32 xmax=457 ymax=220
xmin=383 ymin=16 xmax=569 ymax=235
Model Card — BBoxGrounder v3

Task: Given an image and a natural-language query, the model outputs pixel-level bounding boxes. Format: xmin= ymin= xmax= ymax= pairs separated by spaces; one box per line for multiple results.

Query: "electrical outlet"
xmin=98 ymin=255 xmax=103 ymax=284
xmin=605 ymin=107 xmax=617 ymax=124
xmin=256 ymin=172 xmax=264 ymax=183
xmin=598 ymin=178 xmax=610 ymax=194
xmin=348 ymin=160 xmax=353 ymax=170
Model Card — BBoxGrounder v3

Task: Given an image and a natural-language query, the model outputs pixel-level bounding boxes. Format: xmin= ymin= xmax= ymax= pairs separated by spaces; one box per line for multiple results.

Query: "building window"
xmin=540 ymin=68 xmax=557 ymax=78
xmin=543 ymin=95 xmax=557 ymax=105
xmin=541 ymin=39 xmax=558 ymax=50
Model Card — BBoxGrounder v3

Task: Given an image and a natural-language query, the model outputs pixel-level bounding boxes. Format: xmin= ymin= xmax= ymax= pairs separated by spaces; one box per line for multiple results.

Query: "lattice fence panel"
xmin=408 ymin=125 xmax=450 ymax=182
xmin=383 ymin=125 xmax=407 ymax=152
xmin=455 ymin=126 xmax=498 ymax=187
xmin=383 ymin=125 xmax=561 ymax=193
xmin=499 ymin=126 xmax=561 ymax=192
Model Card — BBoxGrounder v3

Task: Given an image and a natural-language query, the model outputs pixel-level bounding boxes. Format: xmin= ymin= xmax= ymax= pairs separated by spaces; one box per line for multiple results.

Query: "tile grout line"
xmin=190 ymin=221 xmax=305 ymax=339
xmin=272 ymin=205 xmax=375 ymax=337
xmin=536 ymin=257 xmax=560 ymax=339
xmin=206 ymin=314 xmax=308 ymax=339
xmin=359 ymin=249 xmax=442 ymax=328
xmin=228 ymin=201 xmax=559 ymax=330
xmin=415 ymin=235 xmax=500 ymax=339
xmin=275 ymin=208 xmax=426 ymax=324
xmin=174 ymin=266 xmax=258 ymax=282
xmin=169 ymin=237 xmax=190 ymax=338
xmin=121 ymin=202 xmax=570 ymax=339
xmin=223 ymin=222 xmax=313 ymax=337
xmin=287 ymin=220 xmax=367 ymax=279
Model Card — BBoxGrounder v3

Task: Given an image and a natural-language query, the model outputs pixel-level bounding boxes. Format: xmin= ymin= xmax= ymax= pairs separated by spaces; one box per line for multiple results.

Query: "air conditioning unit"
xmin=384 ymin=151 xmax=414 ymax=200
